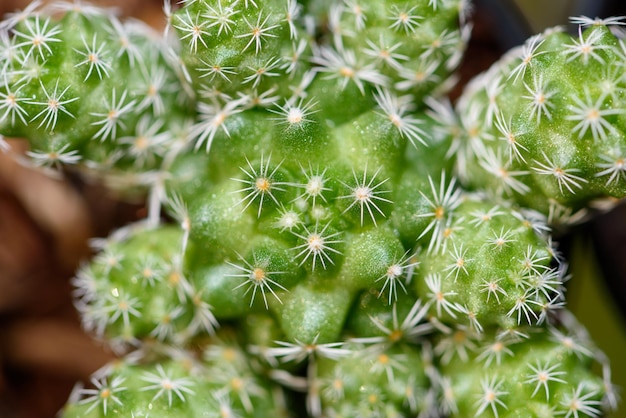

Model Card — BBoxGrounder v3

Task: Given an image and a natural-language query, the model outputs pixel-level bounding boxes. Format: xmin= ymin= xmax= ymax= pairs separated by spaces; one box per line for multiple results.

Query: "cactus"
xmin=438 ymin=318 xmax=608 ymax=418
xmin=62 ymin=330 xmax=292 ymax=417
xmin=0 ymin=1 xmax=621 ymax=417
xmin=453 ymin=19 xmax=626 ymax=223
xmin=0 ymin=2 xmax=195 ymax=176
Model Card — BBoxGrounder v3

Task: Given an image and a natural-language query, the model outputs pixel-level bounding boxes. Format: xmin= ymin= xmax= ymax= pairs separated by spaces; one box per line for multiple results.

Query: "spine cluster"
xmin=0 ymin=1 xmax=621 ymax=417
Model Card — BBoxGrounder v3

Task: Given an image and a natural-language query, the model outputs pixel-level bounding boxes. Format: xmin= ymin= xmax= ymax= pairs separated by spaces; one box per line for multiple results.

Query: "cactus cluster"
xmin=0 ymin=0 xmax=622 ymax=417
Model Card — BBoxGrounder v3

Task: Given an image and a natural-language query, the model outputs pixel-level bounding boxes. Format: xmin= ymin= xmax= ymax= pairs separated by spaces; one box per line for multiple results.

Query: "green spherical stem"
xmin=168 ymin=99 xmax=441 ymax=344
xmin=0 ymin=2 xmax=193 ymax=171
xmin=306 ymin=0 xmax=470 ymax=123
xmin=438 ymin=324 xmax=608 ymax=418
xmin=73 ymin=225 xmax=208 ymax=348
xmin=61 ymin=330 xmax=288 ymax=417
xmin=338 ymin=0 xmax=468 ymax=89
xmin=456 ymin=22 xmax=626 ymax=220
xmin=413 ymin=194 xmax=560 ymax=331
xmin=170 ymin=0 xmax=311 ymax=101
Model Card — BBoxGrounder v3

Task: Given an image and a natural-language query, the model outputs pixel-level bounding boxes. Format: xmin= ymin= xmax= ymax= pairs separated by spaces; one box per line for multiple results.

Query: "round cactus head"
xmin=455 ymin=19 xmax=626 ymax=223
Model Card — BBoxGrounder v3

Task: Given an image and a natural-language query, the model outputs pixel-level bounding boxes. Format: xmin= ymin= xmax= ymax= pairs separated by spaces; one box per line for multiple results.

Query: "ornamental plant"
xmin=0 ymin=1 xmax=622 ymax=417
xmin=452 ymin=19 xmax=626 ymax=223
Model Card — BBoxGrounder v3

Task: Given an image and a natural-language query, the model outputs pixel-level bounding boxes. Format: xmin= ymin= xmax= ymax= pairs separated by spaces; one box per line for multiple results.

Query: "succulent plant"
xmin=0 ymin=1 xmax=620 ymax=417
xmin=62 ymin=330 xmax=292 ymax=417
xmin=0 ymin=1 xmax=195 ymax=176
xmin=453 ymin=18 xmax=626 ymax=224
xmin=438 ymin=317 xmax=609 ymax=418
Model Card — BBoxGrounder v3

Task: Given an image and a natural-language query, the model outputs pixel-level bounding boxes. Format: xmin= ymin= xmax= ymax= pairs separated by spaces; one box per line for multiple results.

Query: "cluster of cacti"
xmin=0 ymin=0 xmax=622 ymax=417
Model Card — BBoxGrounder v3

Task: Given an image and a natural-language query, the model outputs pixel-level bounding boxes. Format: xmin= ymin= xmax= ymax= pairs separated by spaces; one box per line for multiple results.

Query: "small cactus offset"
xmin=453 ymin=19 xmax=626 ymax=222
xmin=414 ymin=193 xmax=561 ymax=331
xmin=169 ymin=0 xmax=312 ymax=101
xmin=0 ymin=1 xmax=622 ymax=417
xmin=438 ymin=318 xmax=610 ymax=418
xmin=0 ymin=2 xmax=195 ymax=175
xmin=62 ymin=330 xmax=292 ymax=417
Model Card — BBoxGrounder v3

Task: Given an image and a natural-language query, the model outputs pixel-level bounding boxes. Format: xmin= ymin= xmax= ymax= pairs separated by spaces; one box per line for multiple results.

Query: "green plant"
xmin=455 ymin=19 xmax=626 ymax=221
xmin=0 ymin=1 xmax=621 ymax=417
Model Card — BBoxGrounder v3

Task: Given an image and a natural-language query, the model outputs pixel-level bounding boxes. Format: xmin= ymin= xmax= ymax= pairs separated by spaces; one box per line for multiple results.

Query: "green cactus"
xmin=61 ymin=330 xmax=291 ymax=417
xmin=0 ymin=1 xmax=620 ymax=418
xmin=454 ymin=19 xmax=626 ymax=223
xmin=438 ymin=320 xmax=609 ymax=418
xmin=0 ymin=3 xmax=194 ymax=174
xmin=73 ymin=225 xmax=208 ymax=349
xmin=414 ymin=193 xmax=560 ymax=331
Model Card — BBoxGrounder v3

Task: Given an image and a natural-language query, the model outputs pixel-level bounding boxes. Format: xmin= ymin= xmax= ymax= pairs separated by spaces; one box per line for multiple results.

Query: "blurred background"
xmin=0 ymin=0 xmax=625 ymax=417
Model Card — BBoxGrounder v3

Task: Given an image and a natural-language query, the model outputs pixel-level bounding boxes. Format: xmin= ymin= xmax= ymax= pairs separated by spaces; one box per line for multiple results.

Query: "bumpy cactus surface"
xmin=454 ymin=19 xmax=626 ymax=223
xmin=439 ymin=319 xmax=607 ymax=418
xmin=0 ymin=1 xmax=620 ymax=417
xmin=0 ymin=2 xmax=194 ymax=174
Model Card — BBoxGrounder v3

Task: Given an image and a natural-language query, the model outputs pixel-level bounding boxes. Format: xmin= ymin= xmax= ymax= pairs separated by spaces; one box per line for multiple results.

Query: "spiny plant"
xmin=438 ymin=316 xmax=611 ymax=418
xmin=0 ymin=0 xmax=195 ymax=177
xmin=452 ymin=18 xmax=626 ymax=225
xmin=0 ymin=0 xmax=621 ymax=417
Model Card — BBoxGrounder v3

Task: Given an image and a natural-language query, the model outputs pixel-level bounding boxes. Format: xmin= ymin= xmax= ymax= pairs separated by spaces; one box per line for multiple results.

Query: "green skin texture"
xmin=440 ymin=330 xmax=604 ymax=418
xmin=172 ymin=0 xmax=310 ymax=101
xmin=456 ymin=25 xmax=626 ymax=219
xmin=180 ymin=105 xmax=416 ymax=345
xmin=315 ymin=341 xmax=431 ymax=417
xmin=74 ymin=226 xmax=197 ymax=345
xmin=0 ymin=9 xmax=193 ymax=171
xmin=306 ymin=0 xmax=467 ymax=123
xmin=414 ymin=197 xmax=557 ymax=331
xmin=332 ymin=0 xmax=466 ymax=92
xmin=0 ymin=1 xmax=614 ymax=417
xmin=61 ymin=331 xmax=289 ymax=417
